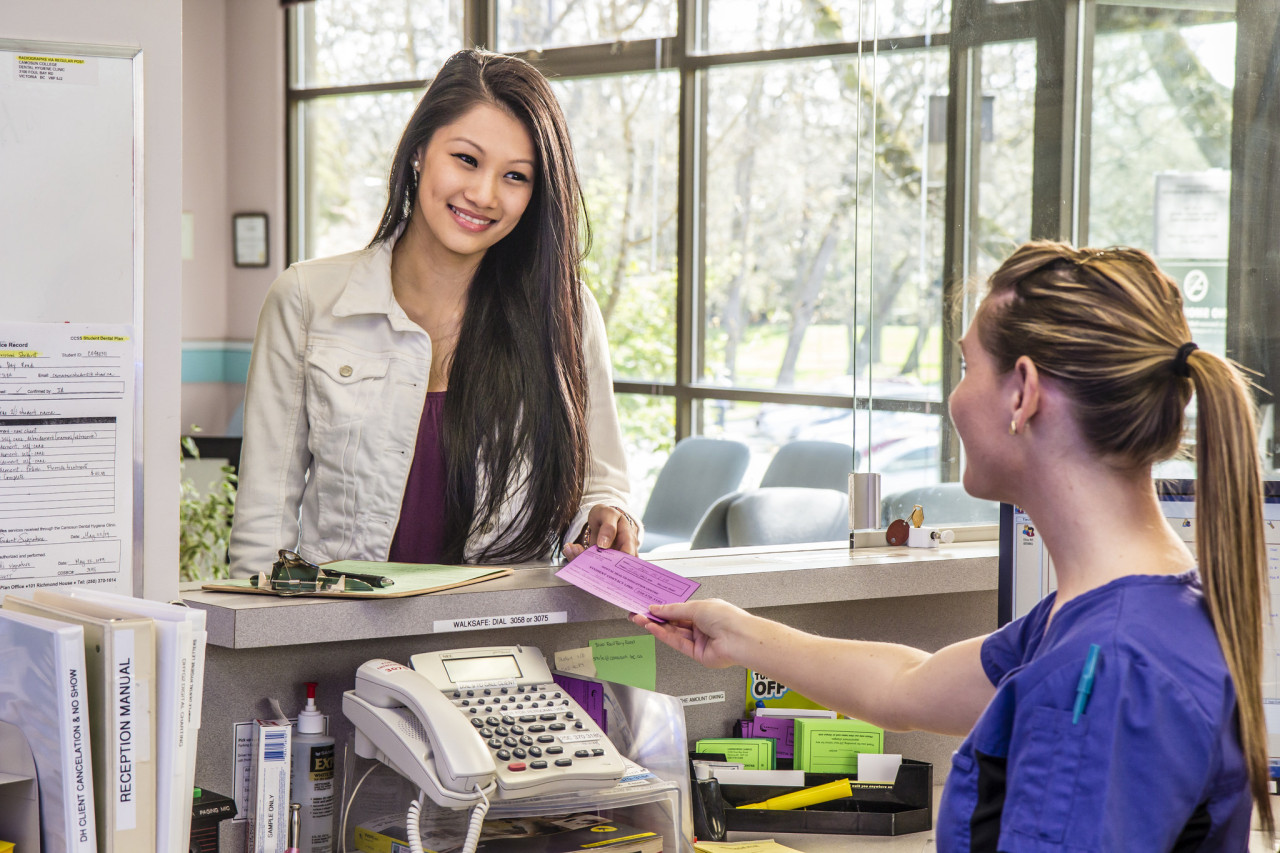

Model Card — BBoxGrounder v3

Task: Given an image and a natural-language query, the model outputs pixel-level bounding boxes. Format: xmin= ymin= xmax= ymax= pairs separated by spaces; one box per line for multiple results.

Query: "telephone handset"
xmin=343 ymin=659 xmax=498 ymax=809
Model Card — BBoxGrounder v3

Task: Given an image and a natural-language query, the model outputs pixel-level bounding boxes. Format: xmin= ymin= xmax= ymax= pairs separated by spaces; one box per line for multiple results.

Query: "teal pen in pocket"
xmin=1073 ymin=643 xmax=1101 ymax=724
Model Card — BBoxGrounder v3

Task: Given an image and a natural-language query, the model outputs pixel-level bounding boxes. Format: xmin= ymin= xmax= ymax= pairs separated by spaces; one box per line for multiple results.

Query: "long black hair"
xmin=371 ymin=49 xmax=591 ymax=563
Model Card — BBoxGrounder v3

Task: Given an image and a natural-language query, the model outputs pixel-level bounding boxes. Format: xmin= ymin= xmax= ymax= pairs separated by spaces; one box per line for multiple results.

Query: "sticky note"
xmin=554 ymin=646 xmax=597 ymax=676
xmin=556 ymin=546 xmax=700 ymax=621
xmin=792 ymin=718 xmax=884 ymax=774
xmin=590 ymin=635 xmax=656 ymax=691
xmin=695 ymin=738 xmax=776 ymax=771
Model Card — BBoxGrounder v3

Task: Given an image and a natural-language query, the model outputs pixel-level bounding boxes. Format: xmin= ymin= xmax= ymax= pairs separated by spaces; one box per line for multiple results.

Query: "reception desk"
xmin=182 ymin=540 xmax=998 ymax=848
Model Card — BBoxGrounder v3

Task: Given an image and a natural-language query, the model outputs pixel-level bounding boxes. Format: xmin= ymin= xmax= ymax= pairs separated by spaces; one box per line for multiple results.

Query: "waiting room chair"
xmin=759 ymin=440 xmax=855 ymax=492
xmin=695 ymin=487 xmax=848 ymax=548
xmin=880 ymin=482 xmax=999 ymax=528
xmin=689 ymin=440 xmax=854 ymax=549
xmin=640 ymin=437 xmax=751 ymax=551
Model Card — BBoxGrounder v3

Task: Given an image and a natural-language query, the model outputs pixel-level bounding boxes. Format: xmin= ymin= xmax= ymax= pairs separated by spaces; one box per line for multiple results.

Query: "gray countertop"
xmin=181 ymin=541 xmax=999 ymax=649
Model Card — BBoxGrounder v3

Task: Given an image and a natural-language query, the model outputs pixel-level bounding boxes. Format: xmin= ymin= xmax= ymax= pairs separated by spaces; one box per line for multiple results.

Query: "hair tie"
xmin=1171 ymin=341 xmax=1198 ymax=378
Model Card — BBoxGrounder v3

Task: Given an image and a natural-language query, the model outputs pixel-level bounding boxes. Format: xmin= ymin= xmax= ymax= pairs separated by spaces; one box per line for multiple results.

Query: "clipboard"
xmin=201 ymin=560 xmax=514 ymax=599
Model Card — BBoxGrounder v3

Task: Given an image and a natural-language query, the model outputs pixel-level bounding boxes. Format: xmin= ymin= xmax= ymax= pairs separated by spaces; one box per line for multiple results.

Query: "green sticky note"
xmin=695 ymin=738 xmax=776 ymax=770
xmin=793 ymin=718 xmax=884 ymax=774
xmin=589 ymin=635 xmax=656 ymax=691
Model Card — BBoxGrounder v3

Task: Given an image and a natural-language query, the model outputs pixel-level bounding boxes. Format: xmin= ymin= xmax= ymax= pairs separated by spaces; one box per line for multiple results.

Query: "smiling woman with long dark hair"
xmin=230 ymin=50 xmax=640 ymax=576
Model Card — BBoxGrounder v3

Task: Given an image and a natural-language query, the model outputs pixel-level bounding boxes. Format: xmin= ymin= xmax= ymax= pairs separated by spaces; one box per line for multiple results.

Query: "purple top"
xmin=389 ymin=391 xmax=448 ymax=564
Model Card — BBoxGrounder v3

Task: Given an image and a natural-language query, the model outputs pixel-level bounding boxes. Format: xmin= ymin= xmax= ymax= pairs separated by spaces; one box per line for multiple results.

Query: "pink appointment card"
xmin=555 ymin=546 xmax=700 ymax=622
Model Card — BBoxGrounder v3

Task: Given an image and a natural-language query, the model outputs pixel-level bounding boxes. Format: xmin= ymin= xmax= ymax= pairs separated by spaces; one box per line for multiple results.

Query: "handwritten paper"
xmin=555 ymin=546 xmax=700 ymax=622
xmin=590 ymin=635 xmax=656 ymax=691
xmin=0 ymin=323 xmax=135 ymax=598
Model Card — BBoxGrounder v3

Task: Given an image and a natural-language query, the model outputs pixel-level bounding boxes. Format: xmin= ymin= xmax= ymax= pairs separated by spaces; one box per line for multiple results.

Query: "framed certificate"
xmin=232 ymin=212 xmax=269 ymax=267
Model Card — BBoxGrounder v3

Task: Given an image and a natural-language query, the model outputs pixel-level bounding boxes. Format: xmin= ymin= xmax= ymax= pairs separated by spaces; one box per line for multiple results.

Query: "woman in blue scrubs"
xmin=635 ymin=241 xmax=1272 ymax=851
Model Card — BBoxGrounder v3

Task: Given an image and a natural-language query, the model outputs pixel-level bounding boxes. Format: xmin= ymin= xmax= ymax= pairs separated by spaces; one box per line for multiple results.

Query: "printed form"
xmin=0 ymin=322 xmax=134 ymax=596
xmin=556 ymin=546 xmax=700 ymax=621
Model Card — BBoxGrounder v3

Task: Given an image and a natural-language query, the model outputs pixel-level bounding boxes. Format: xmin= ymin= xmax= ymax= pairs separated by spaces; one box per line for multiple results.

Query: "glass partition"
xmin=265 ymin=0 xmax=1280 ymax=553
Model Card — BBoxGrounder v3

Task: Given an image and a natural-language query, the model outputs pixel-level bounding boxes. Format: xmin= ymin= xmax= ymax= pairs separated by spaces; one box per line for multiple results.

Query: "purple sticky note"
xmin=555 ymin=546 xmax=700 ymax=622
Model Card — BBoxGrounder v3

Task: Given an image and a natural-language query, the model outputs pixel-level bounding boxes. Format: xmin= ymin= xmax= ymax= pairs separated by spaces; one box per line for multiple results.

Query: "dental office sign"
xmin=1154 ymin=170 xmax=1229 ymax=358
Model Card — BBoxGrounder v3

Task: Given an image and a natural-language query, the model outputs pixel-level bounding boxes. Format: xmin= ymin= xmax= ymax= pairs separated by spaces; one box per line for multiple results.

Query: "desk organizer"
xmin=719 ymin=759 xmax=933 ymax=836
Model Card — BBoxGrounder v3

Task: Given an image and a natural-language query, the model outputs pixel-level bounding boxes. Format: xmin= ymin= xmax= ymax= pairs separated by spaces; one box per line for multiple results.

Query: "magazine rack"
xmin=0 ymin=720 xmax=41 ymax=851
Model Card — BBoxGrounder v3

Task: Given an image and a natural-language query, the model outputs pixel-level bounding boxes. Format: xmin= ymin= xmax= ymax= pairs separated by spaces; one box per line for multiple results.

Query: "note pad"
xmin=695 ymin=738 xmax=776 ymax=771
xmin=792 ymin=718 xmax=884 ymax=774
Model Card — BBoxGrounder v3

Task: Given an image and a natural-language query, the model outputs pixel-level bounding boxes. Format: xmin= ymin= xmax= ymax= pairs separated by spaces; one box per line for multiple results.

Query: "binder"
xmin=3 ymin=595 xmax=157 ymax=853
xmin=0 ymin=608 xmax=98 ymax=853
xmin=44 ymin=588 xmax=208 ymax=853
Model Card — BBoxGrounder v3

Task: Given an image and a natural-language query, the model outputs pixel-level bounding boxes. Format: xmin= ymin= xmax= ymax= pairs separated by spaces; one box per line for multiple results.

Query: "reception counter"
xmin=182 ymin=540 xmax=999 ymax=847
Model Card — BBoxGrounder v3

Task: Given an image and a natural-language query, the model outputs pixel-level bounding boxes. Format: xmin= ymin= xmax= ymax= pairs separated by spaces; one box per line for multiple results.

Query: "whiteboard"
xmin=0 ymin=40 xmax=142 ymax=326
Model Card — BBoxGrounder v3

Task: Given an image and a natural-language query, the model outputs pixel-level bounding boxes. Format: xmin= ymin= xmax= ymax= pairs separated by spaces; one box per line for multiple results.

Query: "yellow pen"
xmin=738 ymin=778 xmax=854 ymax=810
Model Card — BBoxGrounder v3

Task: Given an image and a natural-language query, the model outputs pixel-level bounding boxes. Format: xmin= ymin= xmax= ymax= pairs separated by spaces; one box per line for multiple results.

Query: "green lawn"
xmin=703 ymin=323 xmax=945 ymax=389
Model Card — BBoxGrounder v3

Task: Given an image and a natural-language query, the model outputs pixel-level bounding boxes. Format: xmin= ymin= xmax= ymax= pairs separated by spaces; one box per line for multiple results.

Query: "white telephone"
xmin=343 ymin=645 xmax=626 ymax=810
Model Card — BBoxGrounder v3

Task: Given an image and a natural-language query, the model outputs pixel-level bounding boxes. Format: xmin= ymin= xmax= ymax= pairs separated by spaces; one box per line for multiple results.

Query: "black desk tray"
xmin=720 ymin=759 xmax=933 ymax=837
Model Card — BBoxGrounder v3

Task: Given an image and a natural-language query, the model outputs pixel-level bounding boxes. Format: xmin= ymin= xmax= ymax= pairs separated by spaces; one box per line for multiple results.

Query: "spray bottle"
xmin=290 ymin=682 xmax=335 ymax=853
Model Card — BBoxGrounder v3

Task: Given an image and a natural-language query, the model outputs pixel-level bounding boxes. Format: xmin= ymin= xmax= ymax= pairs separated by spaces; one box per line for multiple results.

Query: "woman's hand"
xmin=563 ymin=503 xmax=640 ymax=559
xmin=629 ymin=599 xmax=748 ymax=670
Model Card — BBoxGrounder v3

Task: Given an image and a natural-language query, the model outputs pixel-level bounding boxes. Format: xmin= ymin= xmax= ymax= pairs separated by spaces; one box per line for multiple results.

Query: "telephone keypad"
xmin=442 ymin=676 xmax=619 ymax=795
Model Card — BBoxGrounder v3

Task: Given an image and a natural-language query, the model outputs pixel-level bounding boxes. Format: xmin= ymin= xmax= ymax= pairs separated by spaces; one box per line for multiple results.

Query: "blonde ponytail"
xmin=1185 ymin=350 xmax=1272 ymax=836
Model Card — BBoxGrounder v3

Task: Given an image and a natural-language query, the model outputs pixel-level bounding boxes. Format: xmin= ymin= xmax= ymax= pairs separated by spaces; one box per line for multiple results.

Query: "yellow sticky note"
xmin=589 ymin=635 xmax=656 ymax=691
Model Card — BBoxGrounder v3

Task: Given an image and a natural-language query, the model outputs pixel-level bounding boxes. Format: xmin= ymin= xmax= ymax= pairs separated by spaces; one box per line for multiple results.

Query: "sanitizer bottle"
xmin=291 ymin=682 xmax=335 ymax=853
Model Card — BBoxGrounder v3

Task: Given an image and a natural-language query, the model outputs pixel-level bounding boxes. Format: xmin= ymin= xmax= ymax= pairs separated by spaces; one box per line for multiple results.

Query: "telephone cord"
xmin=406 ymin=784 xmax=490 ymax=853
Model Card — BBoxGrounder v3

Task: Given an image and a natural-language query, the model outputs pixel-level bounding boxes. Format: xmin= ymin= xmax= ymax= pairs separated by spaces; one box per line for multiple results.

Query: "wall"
xmin=180 ymin=0 xmax=286 ymax=435
xmin=4 ymin=0 xmax=183 ymax=601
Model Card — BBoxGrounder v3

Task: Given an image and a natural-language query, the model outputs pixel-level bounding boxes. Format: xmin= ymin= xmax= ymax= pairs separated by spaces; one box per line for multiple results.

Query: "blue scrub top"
xmin=936 ymin=570 xmax=1252 ymax=852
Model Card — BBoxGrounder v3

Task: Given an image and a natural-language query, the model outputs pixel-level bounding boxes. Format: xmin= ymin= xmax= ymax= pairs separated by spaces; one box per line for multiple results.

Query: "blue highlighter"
xmin=1073 ymin=643 xmax=1101 ymax=724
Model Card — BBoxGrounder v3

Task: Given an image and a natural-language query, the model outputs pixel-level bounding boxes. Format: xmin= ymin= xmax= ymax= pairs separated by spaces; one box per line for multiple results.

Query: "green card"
xmin=792 ymin=718 xmax=884 ymax=774
xmin=589 ymin=635 xmax=657 ymax=691
xmin=694 ymin=738 xmax=776 ymax=770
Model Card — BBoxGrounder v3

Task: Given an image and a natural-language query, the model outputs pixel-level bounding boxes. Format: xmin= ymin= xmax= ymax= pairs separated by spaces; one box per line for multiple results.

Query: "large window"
xmin=287 ymin=0 xmax=1280 ymax=528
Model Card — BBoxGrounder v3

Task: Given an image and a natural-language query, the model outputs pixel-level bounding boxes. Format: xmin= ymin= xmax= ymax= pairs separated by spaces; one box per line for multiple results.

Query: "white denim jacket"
xmin=228 ymin=235 xmax=636 ymax=577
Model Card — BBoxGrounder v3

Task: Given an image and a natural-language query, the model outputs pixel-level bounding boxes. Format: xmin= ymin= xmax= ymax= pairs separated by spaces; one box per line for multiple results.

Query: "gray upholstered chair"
xmin=758 ymin=440 xmax=855 ymax=492
xmin=639 ymin=436 xmax=751 ymax=551
xmin=880 ymin=482 xmax=999 ymax=528
xmin=689 ymin=440 xmax=854 ymax=549
xmin=705 ymin=487 xmax=849 ymax=548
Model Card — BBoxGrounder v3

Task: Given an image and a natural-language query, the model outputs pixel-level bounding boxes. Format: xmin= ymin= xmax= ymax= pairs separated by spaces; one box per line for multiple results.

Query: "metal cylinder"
xmin=849 ymin=472 xmax=882 ymax=531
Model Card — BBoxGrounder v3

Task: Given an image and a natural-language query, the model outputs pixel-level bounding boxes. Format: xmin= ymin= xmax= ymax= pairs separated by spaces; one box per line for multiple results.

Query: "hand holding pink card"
xmin=555 ymin=546 xmax=700 ymax=622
